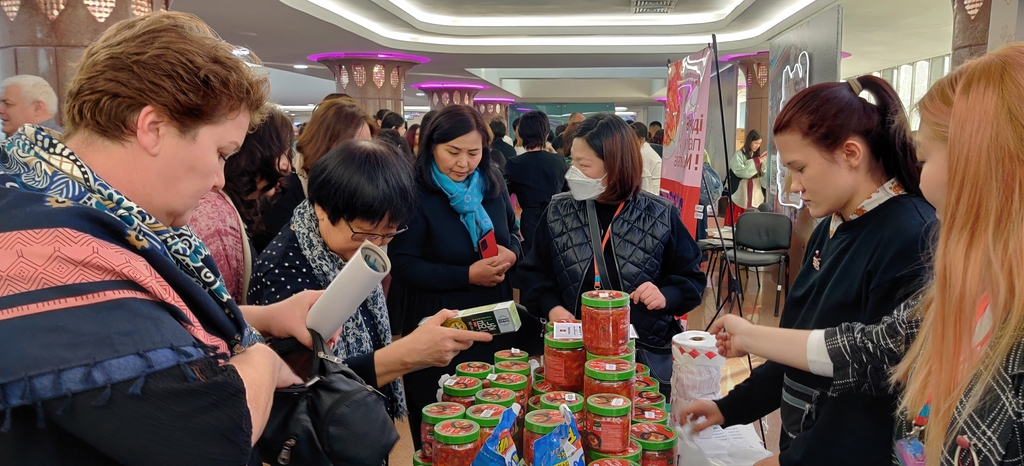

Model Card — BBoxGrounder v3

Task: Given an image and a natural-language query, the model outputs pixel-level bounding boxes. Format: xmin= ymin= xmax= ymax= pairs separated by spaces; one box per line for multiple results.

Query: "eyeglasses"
xmin=342 ymin=219 xmax=408 ymax=244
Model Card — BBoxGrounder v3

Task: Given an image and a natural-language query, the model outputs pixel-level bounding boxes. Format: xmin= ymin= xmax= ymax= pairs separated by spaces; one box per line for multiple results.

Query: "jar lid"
xmin=589 ymin=460 xmax=640 ymax=466
xmin=421 ymin=402 xmax=466 ymax=424
xmin=633 ymin=391 xmax=666 ymax=408
xmin=474 ymin=388 xmax=516 ymax=408
xmin=525 ymin=409 xmax=565 ymax=435
xmin=490 ymin=372 xmax=528 ymax=391
xmin=540 ymin=391 xmax=584 ymax=412
xmin=455 ymin=361 xmax=493 ymax=378
xmin=634 ymin=375 xmax=659 ymax=392
xmin=581 ymin=290 xmax=630 ymax=308
xmin=443 ymin=377 xmax=483 ymax=397
xmin=588 ymin=439 xmax=643 ymax=462
xmin=533 ymin=380 xmax=554 ymax=395
xmin=433 ymin=419 xmax=480 ymax=445
xmin=545 ymin=332 xmax=584 ymax=349
xmin=494 ymin=360 xmax=531 ymax=376
xmin=632 ymin=405 xmax=667 ymax=424
xmin=534 ymin=367 xmax=545 ymax=381
xmin=635 ymin=363 xmax=649 ymax=376
xmin=587 ymin=348 xmax=634 ymax=361
xmin=630 ymin=422 xmax=677 ymax=451
xmin=546 ymin=318 xmax=581 ymax=332
xmin=586 ymin=394 xmax=631 ymax=417
xmin=467 ymin=404 xmax=507 ymax=428
xmin=584 ymin=358 xmax=635 ymax=381
xmin=413 ymin=450 xmax=431 ymax=466
xmin=528 ymin=395 xmax=542 ymax=412
xmin=494 ymin=348 xmax=529 ymax=363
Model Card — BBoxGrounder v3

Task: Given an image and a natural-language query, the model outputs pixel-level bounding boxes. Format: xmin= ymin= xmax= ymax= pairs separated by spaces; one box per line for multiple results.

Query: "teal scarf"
xmin=430 ymin=162 xmax=494 ymax=249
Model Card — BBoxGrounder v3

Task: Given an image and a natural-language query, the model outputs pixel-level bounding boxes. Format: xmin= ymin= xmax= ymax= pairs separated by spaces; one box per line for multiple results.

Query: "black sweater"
xmin=504 ymin=150 xmax=568 ymax=255
xmin=715 ymin=195 xmax=936 ymax=466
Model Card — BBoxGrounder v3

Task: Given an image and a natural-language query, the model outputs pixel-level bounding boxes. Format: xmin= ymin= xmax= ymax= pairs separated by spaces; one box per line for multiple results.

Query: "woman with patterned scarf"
xmin=0 ymin=12 xmax=325 ymax=466
xmin=249 ymin=139 xmax=493 ymax=420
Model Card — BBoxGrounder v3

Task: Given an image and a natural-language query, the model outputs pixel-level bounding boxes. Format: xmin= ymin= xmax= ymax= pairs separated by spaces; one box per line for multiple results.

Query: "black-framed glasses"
xmin=342 ymin=219 xmax=408 ymax=243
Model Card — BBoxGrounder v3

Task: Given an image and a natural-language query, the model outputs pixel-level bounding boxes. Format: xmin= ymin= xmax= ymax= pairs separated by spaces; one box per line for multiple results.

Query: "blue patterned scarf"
xmin=430 ymin=161 xmax=494 ymax=249
xmin=290 ymin=200 xmax=407 ymax=418
xmin=0 ymin=125 xmax=260 ymax=354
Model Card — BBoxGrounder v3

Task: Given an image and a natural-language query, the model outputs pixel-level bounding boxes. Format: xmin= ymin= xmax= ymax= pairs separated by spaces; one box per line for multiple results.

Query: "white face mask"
xmin=565 ymin=166 xmax=606 ymax=201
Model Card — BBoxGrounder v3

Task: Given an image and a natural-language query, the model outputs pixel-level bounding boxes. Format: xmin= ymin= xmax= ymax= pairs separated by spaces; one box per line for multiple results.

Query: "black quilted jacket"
xmin=519 ymin=191 xmax=706 ymax=349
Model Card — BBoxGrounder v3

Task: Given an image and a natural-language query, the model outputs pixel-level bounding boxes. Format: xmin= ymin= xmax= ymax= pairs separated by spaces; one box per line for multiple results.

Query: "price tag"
xmin=565 ymin=393 xmax=576 ymax=402
xmin=645 ymin=411 xmax=656 ymax=419
xmin=553 ymin=322 xmax=583 ymax=340
xmin=605 ymin=364 xmax=617 ymax=371
xmin=511 ymin=347 xmax=521 ymax=355
xmin=444 ymin=378 xmax=456 ymax=386
xmin=629 ymin=324 xmax=638 ymax=340
xmin=482 ymin=408 xmax=496 ymax=417
xmin=611 ymin=397 xmax=625 ymax=407
xmin=486 ymin=373 xmax=498 ymax=381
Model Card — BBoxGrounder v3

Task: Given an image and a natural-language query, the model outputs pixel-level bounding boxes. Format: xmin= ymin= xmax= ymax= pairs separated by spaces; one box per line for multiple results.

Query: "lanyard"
xmin=593 ymin=203 xmax=624 ymax=290
xmin=907 ymin=296 xmax=991 ymax=465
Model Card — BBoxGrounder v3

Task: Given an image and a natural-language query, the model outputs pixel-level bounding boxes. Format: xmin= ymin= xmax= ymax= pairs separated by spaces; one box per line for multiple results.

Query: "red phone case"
xmin=479 ymin=230 xmax=498 ymax=259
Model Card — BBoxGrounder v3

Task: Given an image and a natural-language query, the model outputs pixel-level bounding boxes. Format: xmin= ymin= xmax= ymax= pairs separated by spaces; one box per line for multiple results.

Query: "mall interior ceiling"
xmin=171 ymin=0 xmax=954 ymax=114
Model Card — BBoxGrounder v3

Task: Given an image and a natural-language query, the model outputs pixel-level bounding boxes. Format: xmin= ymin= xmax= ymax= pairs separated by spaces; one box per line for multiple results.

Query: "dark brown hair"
xmin=63 ymin=11 xmax=269 ymax=140
xmin=560 ymin=121 xmax=582 ymax=157
xmin=414 ymin=105 xmax=503 ymax=199
xmin=296 ymin=99 xmax=377 ymax=173
xmin=222 ymin=104 xmax=292 ymax=232
xmin=773 ymin=75 xmax=920 ymax=194
xmin=573 ymin=114 xmax=642 ymax=204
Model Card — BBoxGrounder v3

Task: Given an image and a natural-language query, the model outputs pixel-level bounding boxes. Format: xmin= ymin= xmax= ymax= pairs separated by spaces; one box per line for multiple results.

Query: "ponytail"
xmin=773 ymin=75 xmax=921 ymax=195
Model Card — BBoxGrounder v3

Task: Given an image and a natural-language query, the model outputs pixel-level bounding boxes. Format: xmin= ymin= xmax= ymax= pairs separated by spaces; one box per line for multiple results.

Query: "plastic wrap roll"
xmin=670 ymin=331 xmax=725 ymax=424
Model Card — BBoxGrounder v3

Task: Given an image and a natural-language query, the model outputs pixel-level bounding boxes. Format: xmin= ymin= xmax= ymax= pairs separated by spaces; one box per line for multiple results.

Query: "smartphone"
xmin=479 ymin=230 xmax=498 ymax=259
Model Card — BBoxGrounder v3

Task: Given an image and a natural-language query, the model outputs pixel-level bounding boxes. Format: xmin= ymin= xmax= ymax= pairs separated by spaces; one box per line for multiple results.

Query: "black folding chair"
xmin=724 ymin=212 xmax=792 ymax=318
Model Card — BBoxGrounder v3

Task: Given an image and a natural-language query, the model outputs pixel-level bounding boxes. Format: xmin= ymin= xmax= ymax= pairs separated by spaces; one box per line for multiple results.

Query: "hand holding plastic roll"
xmin=671 ymin=331 xmax=725 ymax=425
xmin=305 ymin=241 xmax=390 ymax=339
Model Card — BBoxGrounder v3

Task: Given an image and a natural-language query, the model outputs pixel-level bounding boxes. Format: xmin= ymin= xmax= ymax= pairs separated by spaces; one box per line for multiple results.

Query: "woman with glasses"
xmin=249 ymin=139 xmax=492 ymax=419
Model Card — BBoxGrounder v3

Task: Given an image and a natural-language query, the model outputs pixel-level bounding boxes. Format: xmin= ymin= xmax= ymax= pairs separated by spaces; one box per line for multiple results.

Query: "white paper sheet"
xmin=305 ymin=240 xmax=390 ymax=338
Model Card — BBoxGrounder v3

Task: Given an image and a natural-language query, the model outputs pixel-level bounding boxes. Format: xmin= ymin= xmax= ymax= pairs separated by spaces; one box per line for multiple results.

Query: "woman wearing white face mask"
xmin=519 ymin=113 xmax=707 ymax=397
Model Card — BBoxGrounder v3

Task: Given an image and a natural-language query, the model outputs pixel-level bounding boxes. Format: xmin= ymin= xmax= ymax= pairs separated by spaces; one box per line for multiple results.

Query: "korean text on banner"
xmin=661 ymin=47 xmax=712 ymax=235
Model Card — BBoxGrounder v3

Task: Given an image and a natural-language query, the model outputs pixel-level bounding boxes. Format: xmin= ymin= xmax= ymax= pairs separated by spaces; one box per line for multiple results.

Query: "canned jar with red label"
xmin=420 ymin=402 xmax=465 ymax=462
xmin=545 ymin=333 xmax=585 ymax=392
xmin=584 ymin=358 xmax=636 ymax=403
xmin=433 ymin=419 xmax=482 ymax=466
xmin=631 ymin=422 xmax=677 ymax=466
xmin=585 ymin=394 xmax=632 ymax=454
xmin=581 ymin=290 xmax=631 ymax=356
xmin=442 ymin=376 xmax=483 ymax=408
xmin=524 ymin=409 xmax=565 ymax=466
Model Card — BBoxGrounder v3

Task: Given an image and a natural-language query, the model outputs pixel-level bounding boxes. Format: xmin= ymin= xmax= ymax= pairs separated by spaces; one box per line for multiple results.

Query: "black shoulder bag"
xmin=258 ymin=330 xmax=399 ymax=466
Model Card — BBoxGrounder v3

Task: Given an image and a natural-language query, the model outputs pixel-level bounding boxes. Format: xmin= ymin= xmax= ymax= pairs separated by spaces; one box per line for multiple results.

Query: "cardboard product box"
xmin=435 ymin=301 xmax=522 ymax=335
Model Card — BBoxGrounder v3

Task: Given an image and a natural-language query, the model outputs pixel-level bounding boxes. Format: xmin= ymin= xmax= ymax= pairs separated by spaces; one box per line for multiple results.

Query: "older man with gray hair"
xmin=1 ymin=75 xmax=61 ymax=137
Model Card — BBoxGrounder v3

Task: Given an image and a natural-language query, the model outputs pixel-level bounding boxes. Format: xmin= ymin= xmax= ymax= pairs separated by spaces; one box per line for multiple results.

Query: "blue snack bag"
xmin=472 ymin=404 xmax=522 ymax=466
xmin=532 ymin=405 xmax=585 ymax=466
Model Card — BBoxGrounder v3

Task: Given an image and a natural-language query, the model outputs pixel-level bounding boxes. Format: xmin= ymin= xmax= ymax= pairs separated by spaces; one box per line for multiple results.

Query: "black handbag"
xmin=258 ymin=330 xmax=399 ymax=466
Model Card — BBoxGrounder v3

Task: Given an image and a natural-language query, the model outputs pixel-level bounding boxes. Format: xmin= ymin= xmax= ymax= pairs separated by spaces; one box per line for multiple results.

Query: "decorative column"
xmin=950 ymin=0 xmax=1023 ymax=68
xmin=0 ymin=0 xmax=169 ymax=121
xmin=737 ymin=52 xmax=770 ymax=147
xmin=310 ymin=52 xmax=429 ymax=116
xmin=412 ymin=82 xmax=487 ymax=111
xmin=474 ymin=97 xmax=514 ymax=121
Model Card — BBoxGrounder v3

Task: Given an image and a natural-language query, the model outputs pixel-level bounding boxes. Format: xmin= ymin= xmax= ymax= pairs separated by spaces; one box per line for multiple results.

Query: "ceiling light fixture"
xmin=473 ymin=97 xmax=516 ymax=103
xmin=291 ymin=0 xmax=818 ymax=48
xmin=415 ymin=92 xmax=425 ymax=96
xmin=293 ymin=64 xmax=309 ymax=69
xmin=411 ymin=82 xmax=488 ymax=90
xmin=382 ymin=0 xmax=740 ymax=27
xmin=615 ymin=107 xmax=628 ymax=111
xmin=306 ymin=51 xmax=430 ymax=63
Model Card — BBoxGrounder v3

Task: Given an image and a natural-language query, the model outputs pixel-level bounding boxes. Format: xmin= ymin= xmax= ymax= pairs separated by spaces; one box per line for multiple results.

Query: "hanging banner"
xmin=662 ymin=47 xmax=712 ymax=236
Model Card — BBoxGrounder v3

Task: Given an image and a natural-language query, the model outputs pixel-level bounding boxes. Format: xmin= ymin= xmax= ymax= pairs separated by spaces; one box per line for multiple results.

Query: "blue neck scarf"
xmin=430 ymin=162 xmax=494 ymax=249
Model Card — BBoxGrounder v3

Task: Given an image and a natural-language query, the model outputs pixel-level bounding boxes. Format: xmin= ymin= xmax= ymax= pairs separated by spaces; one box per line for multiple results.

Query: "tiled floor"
xmin=389 ymin=259 xmax=787 ymax=464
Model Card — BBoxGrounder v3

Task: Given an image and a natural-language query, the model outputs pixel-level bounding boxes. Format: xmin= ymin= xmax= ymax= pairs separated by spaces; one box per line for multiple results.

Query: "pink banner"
xmin=662 ymin=48 xmax=712 ymax=236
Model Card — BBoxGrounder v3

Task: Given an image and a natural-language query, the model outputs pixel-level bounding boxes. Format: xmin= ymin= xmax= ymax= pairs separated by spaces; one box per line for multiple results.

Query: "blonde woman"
xmin=706 ymin=44 xmax=1024 ymax=465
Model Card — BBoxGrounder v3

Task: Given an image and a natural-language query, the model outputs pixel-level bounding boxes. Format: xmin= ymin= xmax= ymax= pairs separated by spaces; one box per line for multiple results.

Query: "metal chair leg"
xmin=773 ymin=260 xmax=783 ymax=317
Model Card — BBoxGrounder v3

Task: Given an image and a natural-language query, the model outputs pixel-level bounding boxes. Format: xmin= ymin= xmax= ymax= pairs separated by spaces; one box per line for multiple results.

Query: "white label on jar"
xmin=487 ymin=373 xmax=498 ymax=381
xmin=444 ymin=379 xmax=457 ymax=386
xmin=482 ymin=408 xmax=496 ymax=417
xmin=611 ymin=398 xmax=625 ymax=407
xmin=511 ymin=347 xmax=521 ymax=354
xmin=553 ymin=322 xmax=583 ymax=340
xmin=605 ymin=364 xmax=617 ymax=371
xmin=565 ymin=393 xmax=576 ymax=401
xmin=645 ymin=411 xmax=656 ymax=419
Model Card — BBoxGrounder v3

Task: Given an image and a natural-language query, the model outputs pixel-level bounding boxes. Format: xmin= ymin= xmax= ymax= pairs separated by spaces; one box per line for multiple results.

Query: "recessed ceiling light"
xmin=293 ymin=64 xmax=309 ymax=69
xmin=615 ymin=107 xmax=628 ymax=111
xmin=415 ymin=92 xmax=425 ymax=96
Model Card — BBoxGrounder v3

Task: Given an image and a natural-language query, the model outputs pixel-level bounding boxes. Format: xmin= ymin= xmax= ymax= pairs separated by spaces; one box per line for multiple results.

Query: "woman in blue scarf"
xmin=388 ymin=105 xmax=536 ymax=449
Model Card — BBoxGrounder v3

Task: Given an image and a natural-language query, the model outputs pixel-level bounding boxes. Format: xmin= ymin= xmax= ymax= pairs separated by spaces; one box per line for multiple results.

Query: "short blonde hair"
xmin=63 ymin=11 xmax=269 ymax=141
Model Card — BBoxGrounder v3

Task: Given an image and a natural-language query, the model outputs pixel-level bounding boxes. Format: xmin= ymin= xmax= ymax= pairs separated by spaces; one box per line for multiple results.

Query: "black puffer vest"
xmin=545 ymin=191 xmax=682 ymax=349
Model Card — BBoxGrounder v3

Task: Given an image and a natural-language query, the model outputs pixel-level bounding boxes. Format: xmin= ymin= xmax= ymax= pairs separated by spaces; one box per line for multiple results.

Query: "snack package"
xmin=531 ymin=405 xmax=586 ymax=466
xmin=472 ymin=404 xmax=522 ymax=466
xmin=423 ymin=301 xmax=522 ymax=335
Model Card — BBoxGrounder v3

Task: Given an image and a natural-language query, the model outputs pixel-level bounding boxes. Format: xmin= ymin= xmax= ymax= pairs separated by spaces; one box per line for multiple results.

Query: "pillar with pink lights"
xmin=412 ymin=82 xmax=488 ymax=111
xmin=310 ymin=52 xmax=429 ymax=116
xmin=474 ymin=97 xmax=514 ymax=121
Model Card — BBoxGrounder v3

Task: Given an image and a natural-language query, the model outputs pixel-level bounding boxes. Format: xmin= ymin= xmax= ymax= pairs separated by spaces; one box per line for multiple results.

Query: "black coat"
xmin=387 ymin=176 xmax=540 ymax=449
xmin=492 ymin=140 xmax=518 ymax=165
xmin=505 ymin=149 xmax=568 ymax=256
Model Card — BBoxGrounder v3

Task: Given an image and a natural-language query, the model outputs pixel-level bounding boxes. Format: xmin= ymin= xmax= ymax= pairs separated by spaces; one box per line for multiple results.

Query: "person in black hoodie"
xmin=387 ymin=105 xmax=540 ymax=449
xmin=681 ymin=76 xmax=936 ymax=466
xmin=504 ymin=111 xmax=567 ymax=256
xmin=518 ymin=113 xmax=706 ymax=398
